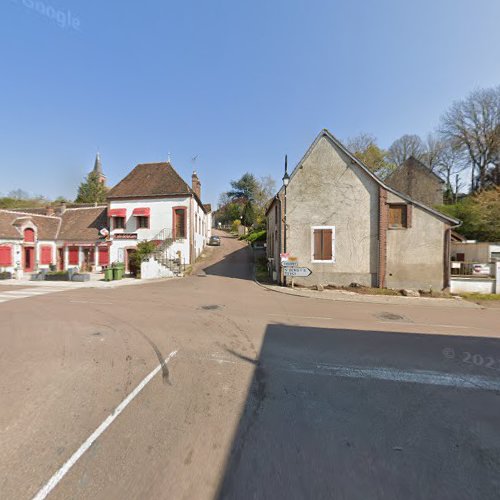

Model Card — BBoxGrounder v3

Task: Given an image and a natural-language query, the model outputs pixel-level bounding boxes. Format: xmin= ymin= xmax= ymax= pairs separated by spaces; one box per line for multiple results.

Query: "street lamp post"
xmin=282 ymin=155 xmax=290 ymax=286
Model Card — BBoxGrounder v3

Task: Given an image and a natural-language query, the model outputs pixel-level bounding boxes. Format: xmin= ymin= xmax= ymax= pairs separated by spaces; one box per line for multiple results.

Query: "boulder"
xmin=402 ymin=289 xmax=420 ymax=297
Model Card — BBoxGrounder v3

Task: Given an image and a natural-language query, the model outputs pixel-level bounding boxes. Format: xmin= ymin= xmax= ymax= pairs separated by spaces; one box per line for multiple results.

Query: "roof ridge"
xmin=281 ymin=129 xmax=459 ymax=226
xmin=0 ymin=209 xmax=62 ymax=220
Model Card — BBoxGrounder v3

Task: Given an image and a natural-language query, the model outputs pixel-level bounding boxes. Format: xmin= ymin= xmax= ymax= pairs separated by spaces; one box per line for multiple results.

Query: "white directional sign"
xmin=284 ymin=267 xmax=312 ymax=277
xmin=281 ymin=261 xmax=298 ymax=267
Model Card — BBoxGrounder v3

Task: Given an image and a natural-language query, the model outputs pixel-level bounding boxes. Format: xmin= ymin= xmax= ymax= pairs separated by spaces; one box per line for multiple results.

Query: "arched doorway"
xmin=23 ymin=228 xmax=36 ymax=272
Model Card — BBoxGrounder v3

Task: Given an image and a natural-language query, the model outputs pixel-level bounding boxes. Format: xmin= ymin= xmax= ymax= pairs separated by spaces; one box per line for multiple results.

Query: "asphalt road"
xmin=1 ymin=231 xmax=500 ymax=500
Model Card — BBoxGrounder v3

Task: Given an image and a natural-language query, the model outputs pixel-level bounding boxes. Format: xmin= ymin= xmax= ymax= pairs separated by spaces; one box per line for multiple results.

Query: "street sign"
xmin=284 ymin=267 xmax=312 ymax=277
xmin=282 ymin=261 xmax=298 ymax=267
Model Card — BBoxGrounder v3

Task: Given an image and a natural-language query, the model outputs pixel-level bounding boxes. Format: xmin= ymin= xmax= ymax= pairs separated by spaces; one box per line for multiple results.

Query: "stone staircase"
xmin=150 ymin=228 xmax=184 ymax=276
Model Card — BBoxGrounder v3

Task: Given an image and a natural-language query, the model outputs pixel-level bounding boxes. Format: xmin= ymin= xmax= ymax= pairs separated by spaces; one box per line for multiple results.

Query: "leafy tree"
xmin=226 ymin=173 xmax=260 ymax=201
xmin=75 ymin=171 xmax=108 ymax=203
xmin=346 ymin=133 xmax=393 ymax=178
xmin=437 ymin=187 xmax=500 ymax=241
xmin=242 ymin=200 xmax=256 ymax=226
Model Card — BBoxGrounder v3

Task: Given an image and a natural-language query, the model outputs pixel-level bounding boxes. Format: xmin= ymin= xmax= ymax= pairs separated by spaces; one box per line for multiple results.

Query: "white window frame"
xmin=311 ymin=225 xmax=336 ymax=263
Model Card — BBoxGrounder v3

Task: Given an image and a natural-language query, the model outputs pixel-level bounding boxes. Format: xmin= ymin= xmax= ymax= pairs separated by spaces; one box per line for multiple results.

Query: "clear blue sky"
xmin=1 ymin=0 xmax=500 ymax=206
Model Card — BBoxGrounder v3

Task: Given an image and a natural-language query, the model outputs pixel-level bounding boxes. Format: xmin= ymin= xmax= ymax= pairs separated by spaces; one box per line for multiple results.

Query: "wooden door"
xmin=23 ymin=247 xmax=35 ymax=272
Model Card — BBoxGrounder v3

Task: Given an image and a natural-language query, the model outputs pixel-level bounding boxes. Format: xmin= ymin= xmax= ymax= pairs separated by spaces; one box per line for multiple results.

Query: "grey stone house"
xmin=266 ymin=130 xmax=460 ymax=291
xmin=385 ymin=156 xmax=445 ymax=207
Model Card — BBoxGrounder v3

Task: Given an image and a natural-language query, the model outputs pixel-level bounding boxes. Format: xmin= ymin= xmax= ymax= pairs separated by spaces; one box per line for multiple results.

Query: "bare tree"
xmin=439 ymin=86 xmax=500 ymax=191
xmin=435 ymin=140 xmax=467 ymax=202
xmin=387 ymin=134 xmax=425 ymax=167
xmin=423 ymin=133 xmax=446 ymax=172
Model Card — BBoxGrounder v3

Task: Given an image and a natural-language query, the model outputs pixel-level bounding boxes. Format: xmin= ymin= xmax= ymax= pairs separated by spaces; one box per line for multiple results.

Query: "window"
xmin=0 ymin=245 xmax=12 ymax=266
xmin=388 ymin=204 xmax=409 ymax=229
xmin=491 ymin=252 xmax=500 ymax=261
xmin=456 ymin=253 xmax=465 ymax=262
xmin=40 ymin=245 xmax=52 ymax=265
xmin=136 ymin=216 xmax=149 ymax=229
xmin=173 ymin=208 xmax=186 ymax=238
xmin=113 ymin=217 xmax=125 ymax=230
xmin=24 ymin=228 xmax=35 ymax=242
xmin=312 ymin=227 xmax=335 ymax=262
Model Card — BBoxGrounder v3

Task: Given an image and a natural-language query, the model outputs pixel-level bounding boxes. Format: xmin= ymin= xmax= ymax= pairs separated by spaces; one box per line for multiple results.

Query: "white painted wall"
xmin=141 ymin=257 xmax=174 ymax=279
xmin=450 ymin=278 xmax=495 ymax=294
xmin=108 ymin=196 xmax=210 ymax=265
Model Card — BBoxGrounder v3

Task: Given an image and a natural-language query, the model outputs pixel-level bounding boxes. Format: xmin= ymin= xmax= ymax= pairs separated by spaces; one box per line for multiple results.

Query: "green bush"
xmin=246 ymin=230 xmax=266 ymax=243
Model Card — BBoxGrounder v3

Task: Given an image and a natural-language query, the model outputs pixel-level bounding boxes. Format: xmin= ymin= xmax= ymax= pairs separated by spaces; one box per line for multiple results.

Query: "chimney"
xmin=46 ymin=206 xmax=55 ymax=216
xmin=192 ymin=171 xmax=201 ymax=199
xmin=55 ymin=202 xmax=67 ymax=216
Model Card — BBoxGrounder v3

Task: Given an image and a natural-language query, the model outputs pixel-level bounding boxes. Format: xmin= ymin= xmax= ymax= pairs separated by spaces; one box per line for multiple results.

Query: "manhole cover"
xmin=377 ymin=312 xmax=406 ymax=321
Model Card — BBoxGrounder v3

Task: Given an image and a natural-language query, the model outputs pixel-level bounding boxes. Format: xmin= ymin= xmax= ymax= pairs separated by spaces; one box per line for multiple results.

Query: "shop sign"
xmin=114 ymin=233 xmax=137 ymax=240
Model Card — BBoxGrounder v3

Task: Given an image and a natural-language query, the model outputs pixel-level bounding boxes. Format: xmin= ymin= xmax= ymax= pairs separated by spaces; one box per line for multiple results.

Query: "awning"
xmin=132 ymin=207 xmax=150 ymax=216
xmin=108 ymin=208 xmax=126 ymax=217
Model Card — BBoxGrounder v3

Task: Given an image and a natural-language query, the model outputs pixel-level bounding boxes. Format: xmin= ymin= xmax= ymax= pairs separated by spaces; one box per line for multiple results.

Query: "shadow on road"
xmin=217 ymin=324 xmax=500 ymax=500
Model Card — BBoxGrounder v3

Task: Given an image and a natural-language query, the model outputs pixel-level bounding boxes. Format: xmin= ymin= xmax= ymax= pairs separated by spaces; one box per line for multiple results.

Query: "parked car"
xmin=209 ymin=236 xmax=221 ymax=246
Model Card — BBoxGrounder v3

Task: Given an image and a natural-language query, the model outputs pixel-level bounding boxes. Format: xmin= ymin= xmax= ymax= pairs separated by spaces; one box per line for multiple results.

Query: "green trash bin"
xmin=113 ymin=267 xmax=123 ymax=280
xmin=104 ymin=268 xmax=113 ymax=281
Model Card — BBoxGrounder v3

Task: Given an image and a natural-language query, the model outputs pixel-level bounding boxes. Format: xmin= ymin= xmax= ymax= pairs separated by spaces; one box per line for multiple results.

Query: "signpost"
xmin=283 ymin=267 xmax=312 ymax=277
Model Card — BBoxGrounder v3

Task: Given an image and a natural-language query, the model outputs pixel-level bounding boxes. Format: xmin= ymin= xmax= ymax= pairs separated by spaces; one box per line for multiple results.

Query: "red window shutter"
xmin=98 ymin=247 xmax=109 ymax=266
xmin=69 ymin=247 xmax=79 ymax=265
xmin=322 ymin=230 xmax=333 ymax=260
xmin=24 ymin=228 xmax=35 ymax=242
xmin=41 ymin=246 xmax=52 ymax=265
xmin=0 ymin=245 xmax=12 ymax=266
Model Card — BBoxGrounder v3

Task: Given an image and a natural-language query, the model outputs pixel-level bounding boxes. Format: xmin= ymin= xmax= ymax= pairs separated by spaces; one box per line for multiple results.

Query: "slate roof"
xmin=107 ymin=162 xmax=192 ymax=199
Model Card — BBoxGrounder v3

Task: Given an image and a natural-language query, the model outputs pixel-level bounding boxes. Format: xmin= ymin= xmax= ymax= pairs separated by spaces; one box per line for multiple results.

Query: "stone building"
xmin=385 ymin=156 xmax=444 ymax=207
xmin=266 ymin=130 xmax=460 ymax=291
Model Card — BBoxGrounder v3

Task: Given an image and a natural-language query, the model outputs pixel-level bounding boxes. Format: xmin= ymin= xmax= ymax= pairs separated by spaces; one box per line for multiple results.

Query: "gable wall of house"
xmin=286 ymin=135 xmax=379 ymax=286
xmin=385 ymin=163 xmax=443 ymax=207
xmin=385 ymin=191 xmax=447 ymax=290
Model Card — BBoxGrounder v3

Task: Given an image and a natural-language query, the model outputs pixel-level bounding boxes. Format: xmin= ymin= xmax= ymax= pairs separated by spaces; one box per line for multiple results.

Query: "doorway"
xmin=126 ymin=249 xmax=138 ymax=276
xmin=23 ymin=247 xmax=35 ymax=272
xmin=58 ymin=248 xmax=64 ymax=271
xmin=82 ymin=248 xmax=95 ymax=272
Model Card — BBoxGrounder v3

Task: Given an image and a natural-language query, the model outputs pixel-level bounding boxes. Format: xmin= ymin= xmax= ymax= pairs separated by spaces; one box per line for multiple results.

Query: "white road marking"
xmin=32 ymin=349 xmax=178 ymax=500
xmin=203 ymin=353 xmax=500 ymax=391
xmin=0 ymin=286 xmax=74 ymax=305
xmin=285 ymin=362 xmax=500 ymax=391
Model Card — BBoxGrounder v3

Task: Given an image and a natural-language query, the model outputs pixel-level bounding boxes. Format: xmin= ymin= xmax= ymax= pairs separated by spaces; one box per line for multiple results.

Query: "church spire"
xmin=92 ymin=152 xmax=106 ymax=184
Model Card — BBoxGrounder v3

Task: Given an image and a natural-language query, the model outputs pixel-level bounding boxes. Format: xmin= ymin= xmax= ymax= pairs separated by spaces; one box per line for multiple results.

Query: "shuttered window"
xmin=68 ymin=247 xmax=79 ymax=265
xmin=388 ymin=204 xmax=408 ymax=228
xmin=312 ymin=227 xmax=334 ymax=261
xmin=40 ymin=245 xmax=52 ymax=265
xmin=0 ymin=245 xmax=13 ymax=266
